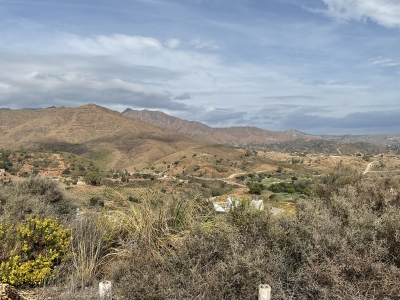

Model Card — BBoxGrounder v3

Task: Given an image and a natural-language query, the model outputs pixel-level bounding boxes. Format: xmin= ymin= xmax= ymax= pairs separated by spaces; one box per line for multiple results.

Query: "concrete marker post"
xmin=259 ymin=284 xmax=271 ymax=300
xmin=99 ymin=280 xmax=112 ymax=300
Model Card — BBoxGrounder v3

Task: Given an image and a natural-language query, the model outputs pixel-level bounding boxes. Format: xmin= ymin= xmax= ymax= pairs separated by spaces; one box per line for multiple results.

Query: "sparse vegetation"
xmin=3 ymin=169 xmax=395 ymax=299
xmin=1 ymin=107 xmax=400 ymax=298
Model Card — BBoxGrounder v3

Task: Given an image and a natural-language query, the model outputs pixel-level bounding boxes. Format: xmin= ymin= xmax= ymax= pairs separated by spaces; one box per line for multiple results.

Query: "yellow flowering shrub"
xmin=0 ymin=216 xmax=71 ymax=286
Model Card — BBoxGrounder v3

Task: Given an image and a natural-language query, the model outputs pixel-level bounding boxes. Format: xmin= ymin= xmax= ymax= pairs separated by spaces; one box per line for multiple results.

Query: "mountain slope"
xmin=0 ymin=104 xmax=236 ymax=170
xmin=122 ymin=108 xmax=300 ymax=145
xmin=122 ymin=108 xmax=396 ymax=154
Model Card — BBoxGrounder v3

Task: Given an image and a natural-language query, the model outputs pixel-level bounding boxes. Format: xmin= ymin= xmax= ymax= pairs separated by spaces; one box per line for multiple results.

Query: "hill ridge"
xmin=122 ymin=108 xmax=311 ymax=145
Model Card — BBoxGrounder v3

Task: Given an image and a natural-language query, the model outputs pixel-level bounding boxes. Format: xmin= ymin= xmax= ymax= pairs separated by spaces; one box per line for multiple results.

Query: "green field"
xmin=261 ymin=177 xmax=290 ymax=187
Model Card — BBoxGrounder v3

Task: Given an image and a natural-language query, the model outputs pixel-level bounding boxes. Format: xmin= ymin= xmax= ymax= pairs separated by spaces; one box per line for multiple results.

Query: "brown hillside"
xmin=123 ymin=109 xmax=297 ymax=145
xmin=0 ymin=104 xmax=239 ymax=170
xmin=122 ymin=109 xmax=233 ymax=144
xmin=218 ymin=126 xmax=291 ymax=144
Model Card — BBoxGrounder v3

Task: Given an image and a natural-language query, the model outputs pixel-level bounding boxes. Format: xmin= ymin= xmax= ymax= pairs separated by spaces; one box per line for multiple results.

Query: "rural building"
xmin=0 ymin=169 xmax=5 ymax=176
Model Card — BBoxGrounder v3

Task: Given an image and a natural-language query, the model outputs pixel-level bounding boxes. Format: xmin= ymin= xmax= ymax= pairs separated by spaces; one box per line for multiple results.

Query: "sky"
xmin=0 ymin=0 xmax=399 ymax=135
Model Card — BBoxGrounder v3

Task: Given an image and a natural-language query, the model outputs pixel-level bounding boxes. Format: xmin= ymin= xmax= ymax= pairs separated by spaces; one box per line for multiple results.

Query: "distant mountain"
xmin=262 ymin=139 xmax=386 ymax=155
xmin=122 ymin=108 xmax=308 ymax=145
xmin=0 ymin=104 xmax=240 ymax=170
xmin=284 ymin=129 xmax=318 ymax=139
xmin=122 ymin=108 xmax=396 ymax=154
xmin=321 ymin=134 xmax=400 ymax=147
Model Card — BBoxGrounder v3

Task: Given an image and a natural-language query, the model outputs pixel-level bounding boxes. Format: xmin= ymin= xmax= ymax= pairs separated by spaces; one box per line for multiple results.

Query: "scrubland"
xmin=0 ymin=165 xmax=400 ymax=299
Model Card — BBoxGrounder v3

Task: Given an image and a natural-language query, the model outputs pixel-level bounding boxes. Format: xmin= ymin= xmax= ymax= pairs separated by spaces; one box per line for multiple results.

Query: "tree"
xmin=284 ymin=186 xmax=296 ymax=194
xmin=85 ymin=171 xmax=102 ymax=186
xmin=249 ymin=183 xmax=262 ymax=195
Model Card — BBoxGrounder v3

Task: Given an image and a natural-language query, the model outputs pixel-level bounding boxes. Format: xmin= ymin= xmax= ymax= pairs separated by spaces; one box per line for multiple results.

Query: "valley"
xmin=0 ymin=104 xmax=399 ymax=300
xmin=1 ymin=104 xmax=399 ymax=213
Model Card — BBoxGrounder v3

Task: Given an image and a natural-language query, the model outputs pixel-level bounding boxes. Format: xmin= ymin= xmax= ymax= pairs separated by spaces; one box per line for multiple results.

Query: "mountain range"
xmin=0 ymin=104 xmax=241 ymax=170
xmin=0 ymin=104 xmax=398 ymax=172
xmin=122 ymin=108 xmax=400 ymax=151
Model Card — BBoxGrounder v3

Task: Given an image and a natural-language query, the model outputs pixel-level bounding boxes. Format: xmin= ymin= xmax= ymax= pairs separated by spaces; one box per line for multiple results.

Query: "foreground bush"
xmin=0 ymin=176 xmax=76 ymax=220
xmin=0 ymin=216 xmax=71 ymax=285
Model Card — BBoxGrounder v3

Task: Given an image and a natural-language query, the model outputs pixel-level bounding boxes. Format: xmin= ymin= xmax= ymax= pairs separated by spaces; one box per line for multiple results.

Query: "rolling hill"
xmin=0 ymin=104 xmax=242 ymax=170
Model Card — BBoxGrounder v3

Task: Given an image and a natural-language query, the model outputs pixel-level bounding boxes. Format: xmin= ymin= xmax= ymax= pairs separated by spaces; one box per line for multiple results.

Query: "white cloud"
xmin=372 ymin=58 xmax=400 ymax=67
xmin=62 ymin=33 xmax=163 ymax=55
xmin=165 ymin=38 xmax=181 ymax=49
xmin=315 ymin=0 xmax=400 ymax=28
xmin=373 ymin=58 xmax=392 ymax=64
xmin=189 ymin=38 xmax=220 ymax=50
xmin=0 ymin=82 xmax=11 ymax=90
xmin=206 ymin=106 xmax=215 ymax=112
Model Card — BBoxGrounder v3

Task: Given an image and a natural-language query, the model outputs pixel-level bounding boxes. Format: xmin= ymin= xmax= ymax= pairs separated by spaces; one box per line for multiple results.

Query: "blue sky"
xmin=0 ymin=0 xmax=399 ymax=134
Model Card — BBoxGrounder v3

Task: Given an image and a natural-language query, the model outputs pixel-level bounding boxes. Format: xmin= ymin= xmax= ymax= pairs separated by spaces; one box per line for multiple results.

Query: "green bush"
xmin=249 ymin=183 xmax=262 ymax=195
xmin=85 ymin=172 xmax=102 ymax=186
xmin=89 ymin=196 xmax=104 ymax=207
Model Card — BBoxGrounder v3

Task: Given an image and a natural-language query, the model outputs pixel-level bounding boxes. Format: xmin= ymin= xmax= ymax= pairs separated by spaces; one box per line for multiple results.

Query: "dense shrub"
xmin=269 ymin=180 xmax=314 ymax=196
xmin=84 ymin=172 xmax=102 ymax=186
xmin=211 ymin=186 xmax=231 ymax=196
xmin=0 ymin=216 xmax=71 ymax=285
xmin=0 ymin=176 xmax=76 ymax=221
xmin=248 ymin=183 xmax=262 ymax=194
xmin=314 ymin=163 xmax=362 ymax=199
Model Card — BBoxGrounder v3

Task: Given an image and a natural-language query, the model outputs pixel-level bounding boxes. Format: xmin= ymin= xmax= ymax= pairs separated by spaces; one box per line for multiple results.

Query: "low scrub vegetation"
xmin=0 ymin=216 xmax=71 ymax=285
xmin=0 ymin=169 xmax=399 ymax=299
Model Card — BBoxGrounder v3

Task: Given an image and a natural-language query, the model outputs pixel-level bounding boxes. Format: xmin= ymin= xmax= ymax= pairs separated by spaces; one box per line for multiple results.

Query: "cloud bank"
xmin=316 ymin=0 xmax=400 ymax=28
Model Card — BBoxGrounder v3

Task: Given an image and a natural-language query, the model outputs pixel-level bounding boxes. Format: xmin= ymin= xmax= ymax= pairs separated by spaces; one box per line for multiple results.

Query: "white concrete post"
xmin=259 ymin=284 xmax=271 ymax=300
xmin=99 ymin=280 xmax=112 ymax=300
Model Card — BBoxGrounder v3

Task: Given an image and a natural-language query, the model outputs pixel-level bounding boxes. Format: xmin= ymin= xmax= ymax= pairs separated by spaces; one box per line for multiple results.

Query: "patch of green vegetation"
xmin=268 ymin=180 xmax=314 ymax=196
xmin=270 ymin=193 xmax=305 ymax=202
xmin=261 ymin=177 xmax=288 ymax=187
xmin=90 ymin=150 xmax=113 ymax=168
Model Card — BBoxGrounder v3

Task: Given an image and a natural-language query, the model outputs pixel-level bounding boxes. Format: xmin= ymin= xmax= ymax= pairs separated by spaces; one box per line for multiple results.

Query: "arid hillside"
xmin=123 ymin=108 xmax=398 ymax=153
xmin=123 ymin=108 xmax=299 ymax=145
xmin=0 ymin=104 xmax=241 ymax=170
